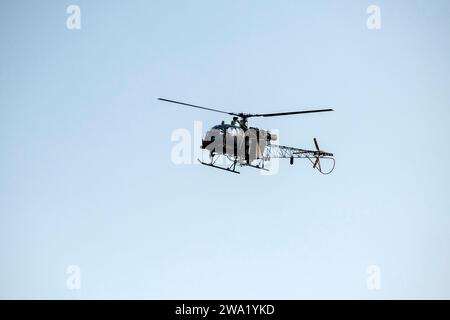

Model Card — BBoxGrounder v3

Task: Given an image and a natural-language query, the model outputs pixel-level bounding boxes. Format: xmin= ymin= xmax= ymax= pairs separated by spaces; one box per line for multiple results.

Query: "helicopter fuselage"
xmin=201 ymin=122 xmax=277 ymax=164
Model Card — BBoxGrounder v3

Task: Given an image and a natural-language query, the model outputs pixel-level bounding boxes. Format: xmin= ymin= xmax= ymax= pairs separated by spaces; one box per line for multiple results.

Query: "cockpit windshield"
xmin=211 ymin=124 xmax=240 ymax=133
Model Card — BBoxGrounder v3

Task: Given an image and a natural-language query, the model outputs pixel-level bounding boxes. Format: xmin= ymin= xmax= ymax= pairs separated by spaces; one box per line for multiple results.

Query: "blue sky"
xmin=0 ymin=0 xmax=449 ymax=298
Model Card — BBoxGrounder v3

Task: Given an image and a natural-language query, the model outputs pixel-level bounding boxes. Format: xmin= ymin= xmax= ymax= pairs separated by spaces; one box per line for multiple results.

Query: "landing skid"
xmin=198 ymin=159 xmax=240 ymax=174
xmin=246 ymin=163 xmax=269 ymax=171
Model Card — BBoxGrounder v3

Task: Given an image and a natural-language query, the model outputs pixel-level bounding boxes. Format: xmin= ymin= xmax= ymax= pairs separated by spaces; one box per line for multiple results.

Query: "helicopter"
xmin=158 ymin=98 xmax=335 ymax=174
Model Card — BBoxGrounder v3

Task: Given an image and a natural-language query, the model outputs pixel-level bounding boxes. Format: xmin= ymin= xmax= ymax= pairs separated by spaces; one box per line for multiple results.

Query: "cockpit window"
xmin=211 ymin=126 xmax=225 ymax=133
xmin=227 ymin=127 xmax=239 ymax=135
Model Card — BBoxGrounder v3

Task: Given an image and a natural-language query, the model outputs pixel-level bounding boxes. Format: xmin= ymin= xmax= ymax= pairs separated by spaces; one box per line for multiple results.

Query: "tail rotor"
xmin=311 ymin=137 xmax=334 ymax=174
xmin=313 ymin=138 xmax=322 ymax=171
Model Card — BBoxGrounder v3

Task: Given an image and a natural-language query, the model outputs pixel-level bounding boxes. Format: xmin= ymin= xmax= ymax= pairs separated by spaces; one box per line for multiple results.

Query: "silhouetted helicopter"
xmin=158 ymin=98 xmax=335 ymax=174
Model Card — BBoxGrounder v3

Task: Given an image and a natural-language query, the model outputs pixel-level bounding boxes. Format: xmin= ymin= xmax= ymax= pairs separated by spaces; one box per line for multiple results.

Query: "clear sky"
xmin=1 ymin=0 xmax=449 ymax=299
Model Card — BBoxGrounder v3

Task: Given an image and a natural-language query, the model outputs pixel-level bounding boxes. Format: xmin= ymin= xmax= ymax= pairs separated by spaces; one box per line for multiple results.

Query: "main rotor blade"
xmin=158 ymin=98 xmax=334 ymax=119
xmin=250 ymin=109 xmax=333 ymax=118
xmin=158 ymin=98 xmax=239 ymax=116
